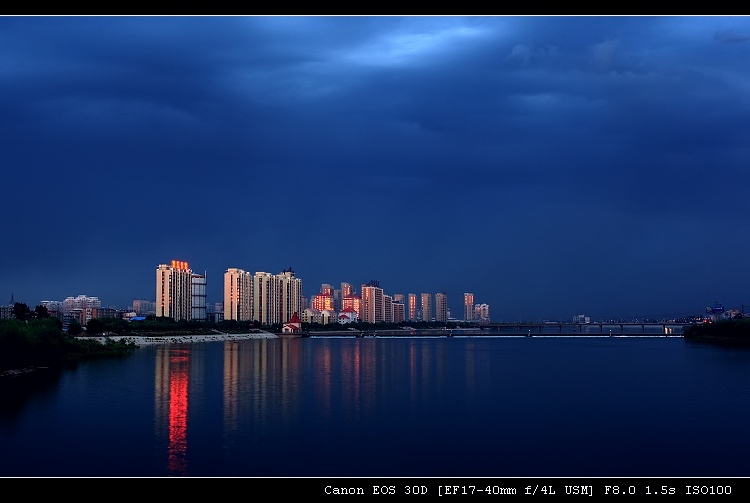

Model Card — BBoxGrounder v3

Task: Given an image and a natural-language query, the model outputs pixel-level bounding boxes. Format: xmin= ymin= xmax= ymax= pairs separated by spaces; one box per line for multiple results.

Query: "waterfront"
xmin=2 ymin=335 xmax=749 ymax=477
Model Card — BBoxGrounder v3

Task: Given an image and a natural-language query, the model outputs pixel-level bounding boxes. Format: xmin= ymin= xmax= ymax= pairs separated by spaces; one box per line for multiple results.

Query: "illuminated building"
xmin=393 ymin=300 xmax=405 ymax=323
xmin=156 ymin=260 xmax=193 ymax=321
xmin=384 ymin=294 xmax=393 ymax=323
xmin=421 ymin=293 xmax=432 ymax=322
xmin=408 ymin=293 xmax=417 ymax=321
xmin=361 ymin=281 xmax=384 ymax=323
xmin=475 ymin=303 xmax=490 ymax=322
xmin=338 ymin=306 xmax=357 ymax=323
xmin=464 ymin=293 xmax=475 ymax=321
xmin=277 ymin=268 xmax=302 ymax=324
xmin=311 ymin=293 xmax=334 ymax=311
xmin=253 ymin=272 xmax=278 ymax=325
xmin=341 ymin=282 xmax=352 ymax=298
xmin=435 ymin=292 xmax=447 ymax=322
xmin=342 ymin=292 xmax=361 ymax=318
xmin=224 ymin=268 xmax=254 ymax=321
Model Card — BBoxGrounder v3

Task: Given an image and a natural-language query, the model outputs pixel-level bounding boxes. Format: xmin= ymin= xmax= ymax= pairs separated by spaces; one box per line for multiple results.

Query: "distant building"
xmin=191 ymin=272 xmax=207 ymax=322
xmin=253 ymin=271 xmax=278 ymax=325
xmin=435 ymin=292 xmax=448 ymax=322
xmin=421 ymin=293 xmax=432 ymax=322
xmin=156 ymin=260 xmax=193 ymax=321
xmin=224 ymin=268 xmax=254 ymax=321
xmin=0 ymin=294 xmax=14 ymax=320
xmin=342 ymin=293 xmax=361 ymax=318
xmin=572 ymin=314 xmax=590 ymax=324
xmin=464 ymin=293 xmax=475 ymax=321
xmin=393 ymin=299 xmax=405 ymax=323
xmin=301 ymin=307 xmax=321 ymax=324
xmin=361 ymin=281 xmax=384 ymax=323
xmin=340 ymin=282 xmax=352 ymax=298
xmin=250 ymin=268 xmax=302 ymax=326
xmin=408 ymin=293 xmax=417 ymax=321
xmin=207 ymin=302 xmax=224 ymax=323
xmin=475 ymin=303 xmax=490 ymax=323
xmin=384 ymin=294 xmax=393 ymax=323
xmin=63 ymin=295 xmax=101 ymax=314
xmin=338 ymin=306 xmax=358 ymax=324
xmin=41 ymin=300 xmax=65 ymax=319
xmin=320 ymin=309 xmax=337 ymax=325
xmin=130 ymin=299 xmax=156 ymax=316
xmin=277 ymin=269 xmax=302 ymax=324
xmin=311 ymin=292 xmax=334 ymax=311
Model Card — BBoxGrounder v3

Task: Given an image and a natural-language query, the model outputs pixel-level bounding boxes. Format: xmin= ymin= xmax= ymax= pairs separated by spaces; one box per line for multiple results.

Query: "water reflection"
xmin=140 ymin=336 xmax=738 ymax=477
xmin=155 ymin=347 xmax=190 ymax=476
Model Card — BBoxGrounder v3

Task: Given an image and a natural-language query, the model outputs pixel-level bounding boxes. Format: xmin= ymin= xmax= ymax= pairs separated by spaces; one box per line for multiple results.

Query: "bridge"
xmin=479 ymin=322 xmax=688 ymax=334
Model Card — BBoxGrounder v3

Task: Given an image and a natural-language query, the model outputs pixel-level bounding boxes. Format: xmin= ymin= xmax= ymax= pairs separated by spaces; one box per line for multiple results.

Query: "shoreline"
xmin=78 ymin=331 xmax=279 ymax=346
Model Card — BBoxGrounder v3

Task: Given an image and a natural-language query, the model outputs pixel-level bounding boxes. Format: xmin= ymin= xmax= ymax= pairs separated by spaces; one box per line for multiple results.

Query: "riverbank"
xmin=78 ymin=331 xmax=279 ymax=346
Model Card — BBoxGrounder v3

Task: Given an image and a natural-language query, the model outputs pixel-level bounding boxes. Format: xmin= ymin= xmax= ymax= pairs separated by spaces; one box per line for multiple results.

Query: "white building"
xmin=224 ymin=268 xmax=254 ymax=321
xmin=156 ymin=260 xmax=192 ymax=321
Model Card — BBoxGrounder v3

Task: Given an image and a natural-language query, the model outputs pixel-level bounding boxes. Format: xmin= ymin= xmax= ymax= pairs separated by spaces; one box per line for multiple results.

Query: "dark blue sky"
xmin=2 ymin=16 xmax=749 ymax=321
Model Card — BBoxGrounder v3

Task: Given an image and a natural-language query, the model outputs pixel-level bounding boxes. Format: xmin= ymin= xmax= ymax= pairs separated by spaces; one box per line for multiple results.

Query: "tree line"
xmin=1 ymin=303 xmax=137 ymax=372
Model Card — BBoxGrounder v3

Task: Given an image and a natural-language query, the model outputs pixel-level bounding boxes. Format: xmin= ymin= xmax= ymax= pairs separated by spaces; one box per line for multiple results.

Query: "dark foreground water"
xmin=2 ymin=336 xmax=749 ymax=477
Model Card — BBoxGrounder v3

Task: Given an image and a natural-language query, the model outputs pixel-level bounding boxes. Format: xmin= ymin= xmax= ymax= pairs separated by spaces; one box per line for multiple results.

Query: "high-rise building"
xmin=341 ymin=282 xmax=352 ymax=298
xmin=421 ymin=293 xmax=432 ymax=322
xmin=277 ymin=269 xmax=302 ymax=324
xmin=464 ymin=293 xmax=475 ymax=321
xmin=361 ymin=281 xmax=384 ymax=323
xmin=408 ymin=293 xmax=417 ymax=321
xmin=393 ymin=299 xmax=405 ymax=323
xmin=311 ymin=293 xmax=334 ymax=311
xmin=224 ymin=268 xmax=254 ymax=321
xmin=131 ymin=299 xmax=156 ymax=316
xmin=63 ymin=295 xmax=101 ymax=313
xmin=191 ymin=273 xmax=207 ymax=322
xmin=156 ymin=260 xmax=193 ymax=321
xmin=342 ymin=292 xmax=361 ymax=318
xmin=475 ymin=303 xmax=490 ymax=322
xmin=435 ymin=292 xmax=447 ymax=322
xmin=384 ymin=294 xmax=393 ymax=323
xmin=337 ymin=282 xmax=352 ymax=312
xmin=253 ymin=272 xmax=278 ymax=325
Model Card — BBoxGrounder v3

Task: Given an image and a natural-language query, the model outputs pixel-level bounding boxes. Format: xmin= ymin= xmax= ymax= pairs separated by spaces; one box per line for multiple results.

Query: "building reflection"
xmin=150 ymin=337 xmax=482 ymax=475
xmin=221 ymin=338 xmax=304 ymax=446
xmin=155 ymin=347 xmax=190 ymax=476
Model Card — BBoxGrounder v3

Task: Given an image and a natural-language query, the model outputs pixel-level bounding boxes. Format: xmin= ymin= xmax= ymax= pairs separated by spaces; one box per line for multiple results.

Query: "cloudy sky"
xmin=2 ymin=16 xmax=749 ymax=321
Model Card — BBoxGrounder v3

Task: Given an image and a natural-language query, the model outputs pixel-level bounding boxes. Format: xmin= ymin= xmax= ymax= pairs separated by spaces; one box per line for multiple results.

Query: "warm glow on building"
xmin=156 ymin=261 xmax=193 ymax=321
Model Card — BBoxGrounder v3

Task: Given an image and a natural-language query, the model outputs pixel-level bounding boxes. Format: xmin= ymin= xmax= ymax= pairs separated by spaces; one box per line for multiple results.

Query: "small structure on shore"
xmin=282 ymin=312 xmax=303 ymax=335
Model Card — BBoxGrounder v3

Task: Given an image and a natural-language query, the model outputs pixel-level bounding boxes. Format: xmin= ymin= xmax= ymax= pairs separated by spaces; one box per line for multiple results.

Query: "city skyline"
xmin=3 ymin=16 xmax=750 ymax=321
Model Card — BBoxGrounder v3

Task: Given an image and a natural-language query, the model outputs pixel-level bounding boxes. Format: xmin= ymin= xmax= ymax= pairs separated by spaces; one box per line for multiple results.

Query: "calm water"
xmin=2 ymin=335 xmax=749 ymax=477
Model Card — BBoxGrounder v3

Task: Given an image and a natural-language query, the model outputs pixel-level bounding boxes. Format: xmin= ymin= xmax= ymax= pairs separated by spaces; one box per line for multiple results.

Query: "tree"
xmin=33 ymin=305 xmax=50 ymax=319
xmin=12 ymin=302 xmax=31 ymax=321
xmin=68 ymin=320 xmax=83 ymax=336
xmin=86 ymin=318 xmax=105 ymax=335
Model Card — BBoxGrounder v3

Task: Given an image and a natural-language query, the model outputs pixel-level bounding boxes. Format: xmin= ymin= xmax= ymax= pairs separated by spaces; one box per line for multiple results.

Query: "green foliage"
xmin=68 ymin=320 xmax=83 ymax=336
xmin=86 ymin=318 xmax=105 ymax=335
xmin=33 ymin=305 xmax=50 ymax=319
xmin=0 ymin=318 xmax=137 ymax=371
xmin=12 ymin=302 xmax=31 ymax=321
